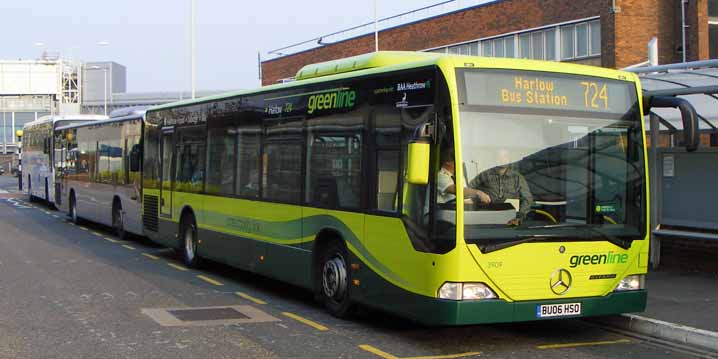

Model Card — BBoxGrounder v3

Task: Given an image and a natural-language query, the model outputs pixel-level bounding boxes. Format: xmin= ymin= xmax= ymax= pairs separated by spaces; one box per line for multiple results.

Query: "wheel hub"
xmin=185 ymin=226 xmax=195 ymax=261
xmin=322 ymin=254 xmax=347 ymax=300
xmin=115 ymin=209 xmax=123 ymax=230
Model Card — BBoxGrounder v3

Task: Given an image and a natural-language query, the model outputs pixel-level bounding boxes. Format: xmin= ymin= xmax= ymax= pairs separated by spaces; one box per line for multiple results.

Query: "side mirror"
xmin=407 ymin=142 xmax=430 ymax=185
xmin=645 ymin=95 xmax=699 ymax=152
xmin=129 ymin=144 xmax=141 ymax=172
xmin=406 ymin=122 xmax=434 ymax=185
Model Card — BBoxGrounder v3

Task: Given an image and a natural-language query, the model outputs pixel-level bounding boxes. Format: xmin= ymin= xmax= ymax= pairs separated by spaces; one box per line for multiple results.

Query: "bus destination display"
xmin=462 ymin=70 xmax=636 ymax=114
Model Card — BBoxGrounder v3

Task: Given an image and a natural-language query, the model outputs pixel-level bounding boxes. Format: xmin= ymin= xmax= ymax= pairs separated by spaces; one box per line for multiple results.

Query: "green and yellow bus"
xmin=141 ymin=51 xmax=697 ymax=325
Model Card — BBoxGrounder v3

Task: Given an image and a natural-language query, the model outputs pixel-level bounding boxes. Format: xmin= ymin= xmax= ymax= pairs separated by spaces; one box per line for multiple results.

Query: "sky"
xmin=0 ymin=0 xmax=461 ymax=93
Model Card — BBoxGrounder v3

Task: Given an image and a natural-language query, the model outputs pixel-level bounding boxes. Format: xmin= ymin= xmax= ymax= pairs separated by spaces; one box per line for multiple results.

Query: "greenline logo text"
xmin=569 ymin=251 xmax=629 ymax=268
xmin=307 ymin=89 xmax=357 ymax=114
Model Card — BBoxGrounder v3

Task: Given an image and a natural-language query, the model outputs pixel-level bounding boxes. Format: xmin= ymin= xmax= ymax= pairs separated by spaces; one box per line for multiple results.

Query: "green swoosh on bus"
xmin=200 ymin=212 xmax=409 ymax=288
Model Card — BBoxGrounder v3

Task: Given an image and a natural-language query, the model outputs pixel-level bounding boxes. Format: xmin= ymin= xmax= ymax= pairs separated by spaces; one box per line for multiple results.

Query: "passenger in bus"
xmin=468 ymin=148 xmax=533 ymax=225
xmin=437 ymin=148 xmax=491 ymax=205
xmin=243 ymin=169 xmax=259 ymax=196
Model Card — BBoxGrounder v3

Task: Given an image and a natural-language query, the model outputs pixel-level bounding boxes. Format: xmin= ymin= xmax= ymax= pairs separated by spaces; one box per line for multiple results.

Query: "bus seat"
xmin=313 ymin=177 xmax=338 ymax=208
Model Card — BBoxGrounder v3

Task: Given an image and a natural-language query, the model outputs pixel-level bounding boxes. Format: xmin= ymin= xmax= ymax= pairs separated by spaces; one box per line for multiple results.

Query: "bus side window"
xmin=371 ymin=109 xmax=402 ymax=213
xmin=262 ymin=118 xmax=303 ymax=203
xmin=174 ymin=126 xmax=206 ymax=193
xmin=206 ymin=126 xmax=236 ymax=195
xmin=401 ymin=107 xmax=433 ymax=227
xmin=305 ymin=115 xmax=363 ymax=209
xmin=236 ymin=125 xmax=261 ymax=198
xmin=375 ymin=150 xmax=400 ymax=212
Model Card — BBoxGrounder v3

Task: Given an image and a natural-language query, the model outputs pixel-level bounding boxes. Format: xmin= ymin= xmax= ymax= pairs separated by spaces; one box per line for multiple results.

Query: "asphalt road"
xmin=0 ymin=175 xmax=713 ymax=359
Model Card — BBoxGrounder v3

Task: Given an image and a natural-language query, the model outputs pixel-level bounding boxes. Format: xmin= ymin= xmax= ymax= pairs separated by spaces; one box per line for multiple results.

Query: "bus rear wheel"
xmin=179 ymin=214 xmax=201 ymax=268
xmin=113 ymin=201 xmax=126 ymax=241
xmin=319 ymin=241 xmax=353 ymax=318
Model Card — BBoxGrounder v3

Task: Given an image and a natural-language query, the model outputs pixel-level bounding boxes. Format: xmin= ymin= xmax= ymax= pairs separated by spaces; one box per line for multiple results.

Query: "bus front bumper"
xmin=405 ymin=290 xmax=647 ymax=326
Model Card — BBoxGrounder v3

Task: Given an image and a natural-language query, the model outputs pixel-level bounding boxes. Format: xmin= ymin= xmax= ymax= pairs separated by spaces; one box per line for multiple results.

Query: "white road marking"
xmin=4 ymin=198 xmax=31 ymax=209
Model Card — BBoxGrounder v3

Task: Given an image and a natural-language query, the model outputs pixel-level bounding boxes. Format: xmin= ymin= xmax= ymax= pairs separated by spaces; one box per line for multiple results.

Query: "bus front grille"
xmin=143 ymin=195 xmax=159 ymax=232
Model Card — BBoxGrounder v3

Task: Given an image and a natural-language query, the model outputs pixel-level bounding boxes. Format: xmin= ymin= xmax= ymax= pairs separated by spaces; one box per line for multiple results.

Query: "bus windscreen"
xmin=455 ymin=69 xmax=645 ymax=252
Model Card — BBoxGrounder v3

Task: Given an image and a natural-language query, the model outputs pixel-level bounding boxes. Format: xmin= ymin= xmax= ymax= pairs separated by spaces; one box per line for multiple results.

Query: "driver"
xmin=437 ymin=148 xmax=491 ymax=205
xmin=468 ymin=148 xmax=533 ymax=225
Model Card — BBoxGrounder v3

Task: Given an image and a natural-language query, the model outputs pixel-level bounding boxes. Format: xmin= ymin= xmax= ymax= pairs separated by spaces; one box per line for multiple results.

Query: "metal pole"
xmin=681 ymin=0 xmax=687 ymax=63
xmin=648 ymin=37 xmax=658 ymax=66
xmin=191 ymin=0 xmax=197 ymax=99
xmin=374 ymin=0 xmax=379 ymax=52
xmin=3 ymin=112 xmax=6 ymax=155
xmin=103 ymin=68 xmax=108 ymax=116
xmin=257 ymin=52 xmax=262 ymax=83
xmin=649 ymin=113 xmax=661 ymax=268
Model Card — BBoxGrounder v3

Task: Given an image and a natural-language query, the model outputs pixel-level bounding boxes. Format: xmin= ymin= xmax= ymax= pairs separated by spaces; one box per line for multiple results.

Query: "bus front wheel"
xmin=319 ymin=241 xmax=353 ymax=318
xmin=113 ymin=200 xmax=126 ymax=241
xmin=69 ymin=192 xmax=80 ymax=224
xmin=179 ymin=214 xmax=201 ymax=268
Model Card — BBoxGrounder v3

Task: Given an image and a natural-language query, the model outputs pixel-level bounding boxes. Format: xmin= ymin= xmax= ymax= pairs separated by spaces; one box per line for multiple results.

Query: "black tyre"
xmin=179 ymin=213 xmax=201 ymax=267
xmin=112 ymin=200 xmax=127 ymax=240
xmin=69 ymin=192 xmax=80 ymax=224
xmin=27 ymin=175 xmax=32 ymax=200
xmin=318 ymin=241 xmax=353 ymax=318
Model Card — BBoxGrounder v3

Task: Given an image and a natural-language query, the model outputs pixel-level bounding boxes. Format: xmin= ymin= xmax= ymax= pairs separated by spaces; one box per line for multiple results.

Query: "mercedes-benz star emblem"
xmin=550 ymin=268 xmax=573 ymax=295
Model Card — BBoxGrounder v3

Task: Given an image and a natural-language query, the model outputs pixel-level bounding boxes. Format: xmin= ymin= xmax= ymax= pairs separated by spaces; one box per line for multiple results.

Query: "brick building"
xmin=262 ymin=0 xmax=715 ymax=85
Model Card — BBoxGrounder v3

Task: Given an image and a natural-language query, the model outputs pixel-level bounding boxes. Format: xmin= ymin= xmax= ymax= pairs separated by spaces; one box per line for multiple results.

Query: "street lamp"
xmin=2 ymin=112 xmax=6 ymax=155
xmin=87 ymin=65 xmax=108 ymax=115
xmin=190 ymin=0 xmax=196 ymax=99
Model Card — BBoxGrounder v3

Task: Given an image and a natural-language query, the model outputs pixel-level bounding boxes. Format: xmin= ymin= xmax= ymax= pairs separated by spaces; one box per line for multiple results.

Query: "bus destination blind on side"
xmin=462 ymin=70 xmax=636 ymax=114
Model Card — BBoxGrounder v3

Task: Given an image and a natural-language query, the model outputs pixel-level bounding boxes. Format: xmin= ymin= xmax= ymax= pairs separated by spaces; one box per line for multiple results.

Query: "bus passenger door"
xmin=159 ymin=128 xmax=175 ymax=218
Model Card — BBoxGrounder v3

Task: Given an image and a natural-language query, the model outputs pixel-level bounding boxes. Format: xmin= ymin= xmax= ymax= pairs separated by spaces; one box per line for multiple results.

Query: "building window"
xmin=546 ymin=29 xmax=556 ymax=60
xmin=505 ymin=36 xmax=515 ymax=58
xmin=519 ymin=33 xmax=531 ymax=59
xmin=561 ymin=25 xmax=575 ymax=60
xmin=494 ymin=38 xmax=505 ymax=57
xmin=590 ymin=21 xmax=601 ymax=56
xmin=424 ymin=19 xmax=599 ymax=62
xmin=449 ymin=43 xmax=472 ymax=55
xmin=576 ymin=23 xmax=589 ymax=57
xmin=532 ymin=32 xmax=544 ymax=60
xmin=482 ymin=40 xmax=493 ymax=57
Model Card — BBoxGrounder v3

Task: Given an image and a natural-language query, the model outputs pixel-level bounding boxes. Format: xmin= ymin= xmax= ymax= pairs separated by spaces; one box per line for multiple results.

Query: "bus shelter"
xmin=628 ymin=60 xmax=718 ymax=267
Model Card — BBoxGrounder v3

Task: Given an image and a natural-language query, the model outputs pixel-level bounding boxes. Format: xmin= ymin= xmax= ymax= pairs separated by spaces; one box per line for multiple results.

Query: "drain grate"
xmin=142 ymin=305 xmax=279 ymax=327
xmin=168 ymin=307 xmax=249 ymax=321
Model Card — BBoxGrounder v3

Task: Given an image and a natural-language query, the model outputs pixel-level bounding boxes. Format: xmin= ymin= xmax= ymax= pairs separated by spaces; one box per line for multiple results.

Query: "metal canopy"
xmin=630 ymin=63 xmax=718 ymax=131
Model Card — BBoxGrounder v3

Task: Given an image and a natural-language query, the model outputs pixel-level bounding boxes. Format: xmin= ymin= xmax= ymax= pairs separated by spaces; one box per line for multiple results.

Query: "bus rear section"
xmin=22 ymin=115 xmax=107 ymax=206
xmin=54 ymin=113 xmax=144 ymax=238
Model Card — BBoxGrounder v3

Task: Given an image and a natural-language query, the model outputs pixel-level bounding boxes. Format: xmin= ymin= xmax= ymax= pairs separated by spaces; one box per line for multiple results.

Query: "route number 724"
xmin=580 ymin=81 xmax=608 ymax=109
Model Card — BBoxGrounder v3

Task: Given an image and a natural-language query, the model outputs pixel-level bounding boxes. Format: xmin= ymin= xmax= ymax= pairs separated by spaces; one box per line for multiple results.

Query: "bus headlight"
xmin=614 ymin=275 xmax=645 ymax=291
xmin=438 ymin=282 xmax=497 ymax=300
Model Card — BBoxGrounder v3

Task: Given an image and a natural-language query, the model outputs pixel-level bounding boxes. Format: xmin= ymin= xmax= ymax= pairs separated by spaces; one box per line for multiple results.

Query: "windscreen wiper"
xmin=480 ymin=233 xmax=576 ymax=253
xmin=480 ymin=224 xmax=632 ymax=253
xmin=528 ymin=223 xmax=632 ymax=249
